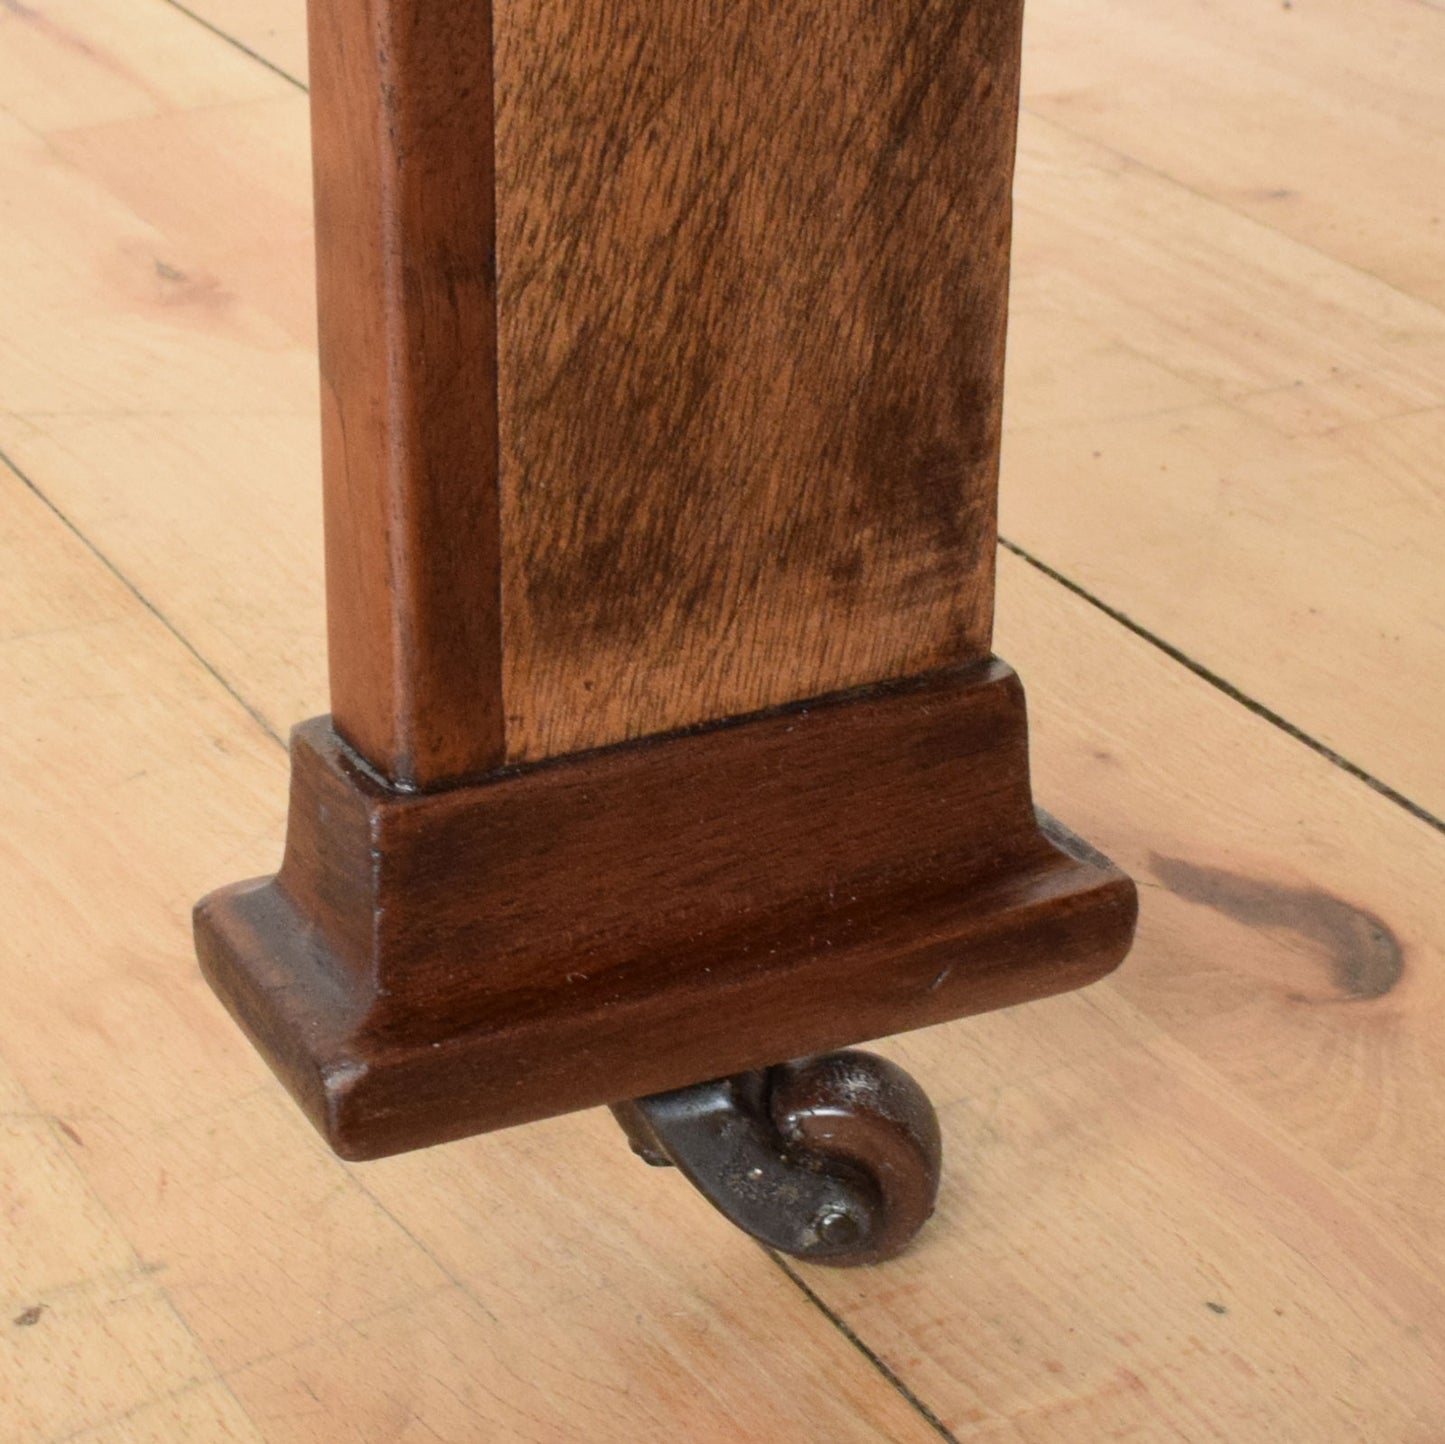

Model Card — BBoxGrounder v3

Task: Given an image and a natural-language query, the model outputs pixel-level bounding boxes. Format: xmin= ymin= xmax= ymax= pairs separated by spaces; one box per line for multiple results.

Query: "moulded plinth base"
xmin=195 ymin=658 xmax=1136 ymax=1160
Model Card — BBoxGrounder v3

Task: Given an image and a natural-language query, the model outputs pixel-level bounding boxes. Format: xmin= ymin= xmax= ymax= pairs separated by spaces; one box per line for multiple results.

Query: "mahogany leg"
xmin=611 ymin=1051 xmax=942 ymax=1267
xmin=195 ymin=0 xmax=1140 ymax=1243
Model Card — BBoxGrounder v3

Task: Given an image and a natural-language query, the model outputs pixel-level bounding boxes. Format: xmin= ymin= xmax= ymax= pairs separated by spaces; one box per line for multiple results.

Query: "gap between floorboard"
xmin=998 ymin=535 xmax=1445 ymax=840
xmin=159 ymin=0 xmax=306 ymax=90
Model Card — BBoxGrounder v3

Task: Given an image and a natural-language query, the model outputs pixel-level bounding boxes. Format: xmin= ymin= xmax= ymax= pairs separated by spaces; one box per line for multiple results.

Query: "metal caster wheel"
xmin=612 ymin=1049 xmax=942 ymax=1266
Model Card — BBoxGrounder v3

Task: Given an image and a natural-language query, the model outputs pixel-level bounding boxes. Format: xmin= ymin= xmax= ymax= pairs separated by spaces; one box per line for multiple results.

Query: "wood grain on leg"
xmin=495 ymin=0 xmax=1023 ymax=760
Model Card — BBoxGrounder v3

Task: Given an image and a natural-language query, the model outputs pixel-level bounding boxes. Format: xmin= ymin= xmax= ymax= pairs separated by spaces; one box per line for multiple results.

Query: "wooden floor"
xmin=2 ymin=0 xmax=1442 ymax=1438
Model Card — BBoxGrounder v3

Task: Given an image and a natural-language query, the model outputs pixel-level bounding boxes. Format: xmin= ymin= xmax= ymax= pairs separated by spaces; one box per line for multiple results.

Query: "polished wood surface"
xmin=3 ymin=0 xmax=1443 ymax=1438
xmin=494 ymin=0 xmax=1021 ymax=760
xmin=197 ymin=666 xmax=1132 ymax=1157
xmin=309 ymin=0 xmax=503 ymax=786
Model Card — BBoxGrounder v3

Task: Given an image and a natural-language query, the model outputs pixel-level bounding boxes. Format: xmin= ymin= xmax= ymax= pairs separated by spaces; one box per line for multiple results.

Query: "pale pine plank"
xmin=1007 ymin=0 xmax=1445 ymax=812
xmin=0 ymin=501 xmax=258 ymax=1442
xmin=172 ymin=0 xmax=309 ymax=84
xmin=0 ymin=4 xmax=327 ymax=741
xmin=1002 ymin=113 xmax=1445 ymax=815
xmin=0 ymin=0 xmax=282 ymax=128
xmin=67 ymin=1383 xmax=265 ymax=1444
xmin=0 ymin=1113 xmax=219 ymax=1443
xmin=1021 ymin=0 xmax=1445 ymax=308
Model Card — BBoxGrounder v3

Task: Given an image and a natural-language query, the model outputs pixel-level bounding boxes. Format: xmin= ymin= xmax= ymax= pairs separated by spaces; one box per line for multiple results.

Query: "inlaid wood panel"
xmin=494 ymin=0 xmax=1024 ymax=760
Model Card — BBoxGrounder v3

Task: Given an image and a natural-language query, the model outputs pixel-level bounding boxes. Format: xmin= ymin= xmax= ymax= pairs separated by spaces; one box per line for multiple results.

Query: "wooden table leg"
xmin=194 ymin=0 xmax=1136 ymax=1261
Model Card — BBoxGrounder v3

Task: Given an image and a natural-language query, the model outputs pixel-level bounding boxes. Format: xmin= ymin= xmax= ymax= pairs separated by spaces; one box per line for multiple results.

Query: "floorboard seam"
xmin=999 ymin=535 xmax=1445 ymax=838
xmin=770 ymin=1254 xmax=965 ymax=1444
xmin=160 ymin=0 xmax=307 ymax=90
xmin=1 ymin=447 xmax=285 ymax=751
